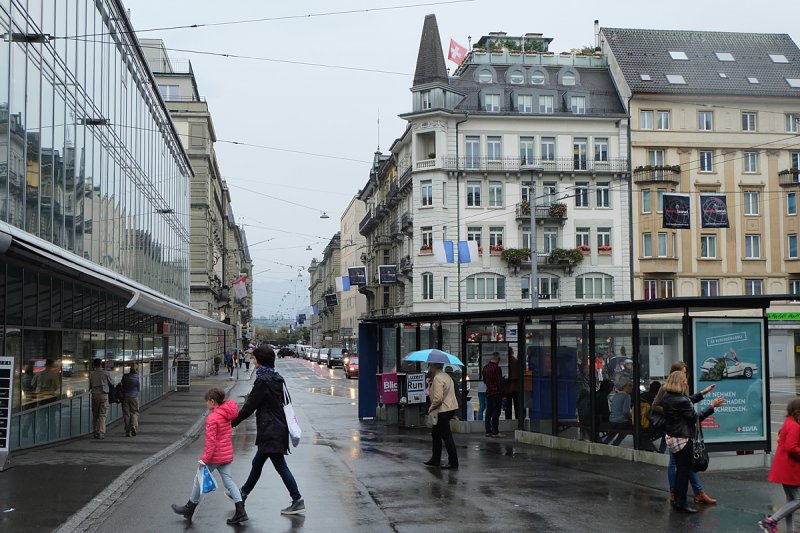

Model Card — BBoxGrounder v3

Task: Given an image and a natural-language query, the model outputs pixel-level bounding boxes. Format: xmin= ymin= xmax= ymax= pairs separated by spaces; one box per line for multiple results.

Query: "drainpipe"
xmin=455 ymin=113 xmax=469 ymax=312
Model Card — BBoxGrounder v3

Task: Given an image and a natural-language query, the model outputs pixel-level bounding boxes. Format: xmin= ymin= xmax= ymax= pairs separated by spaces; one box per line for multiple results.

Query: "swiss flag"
xmin=448 ymin=39 xmax=467 ymax=66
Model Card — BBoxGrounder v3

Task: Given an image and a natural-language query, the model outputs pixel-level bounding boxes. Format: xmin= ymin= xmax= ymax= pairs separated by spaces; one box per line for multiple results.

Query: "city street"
xmin=72 ymin=359 xmax=790 ymax=533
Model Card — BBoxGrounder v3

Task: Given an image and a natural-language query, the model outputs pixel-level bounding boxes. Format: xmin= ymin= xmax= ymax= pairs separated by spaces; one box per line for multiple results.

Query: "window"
xmin=789 ymin=234 xmax=799 ymax=259
xmin=745 ymin=234 xmax=761 ymax=259
xmin=661 ymin=280 xmax=675 ymax=298
xmin=521 ymin=277 xmax=530 ymax=300
xmin=596 ymin=182 xmax=610 ymax=207
xmin=644 ymin=280 xmax=657 ymax=301
xmin=520 ymin=136 xmax=535 ymax=165
xmin=597 ymin=227 xmax=611 ymax=247
xmin=640 ymin=74 xmax=652 ymax=81
xmin=657 ymin=232 xmax=668 ymax=257
xmin=421 ymin=90 xmax=432 ymax=109
xmin=521 ymin=184 xmax=532 ymax=203
xmin=442 ymin=182 xmax=447 ymax=206
xmin=794 ymin=153 xmax=800 ymax=169
xmin=573 ymin=138 xmax=587 ymax=170
xmin=699 ymin=111 xmax=713 ymax=131
xmin=642 ymin=233 xmax=652 ymax=257
xmin=571 ymin=96 xmax=586 ymax=114
xmin=699 ymin=150 xmax=714 ymax=172
xmin=538 ymin=276 xmax=560 ymax=300
xmin=642 ymin=189 xmax=652 ymax=214
xmin=700 ymin=279 xmax=720 ymax=297
xmin=715 ymin=52 xmax=735 ymax=61
xmin=657 ymin=110 xmax=670 ymax=130
xmin=443 ymin=276 xmax=448 ymax=300
xmin=421 ymin=180 xmax=433 ymax=206
xmin=466 ymin=274 xmax=505 ymax=300
xmin=531 ymin=70 xmax=546 ymax=84
xmin=574 ymin=182 xmax=589 ymax=207
xmin=744 ymin=191 xmax=760 ymax=215
xmin=478 ymin=70 xmax=493 ymax=83
xmin=542 ymin=182 xmax=557 ymax=205
xmin=745 ymin=279 xmax=763 ymax=296
xmin=788 ymin=79 xmax=800 ymax=88
xmin=488 ymin=181 xmax=503 ymax=207
xmin=562 ymin=71 xmax=576 ymax=86
xmin=422 ymin=273 xmax=434 ymax=300
xmin=541 ymin=137 xmax=555 ymax=161
xmin=509 ymin=72 xmax=525 ymax=85
xmin=466 ymin=181 xmax=481 ymax=207
xmin=657 ymin=189 xmax=666 ymax=213
xmin=666 ymin=74 xmax=686 ymax=84
xmin=771 ymin=54 xmax=789 ymax=63
xmin=487 ymin=136 xmax=502 ymax=161
xmin=791 ymin=281 xmax=800 ymax=301
xmin=484 ymin=94 xmax=500 ymax=112
xmin=594 ymin=138 xmax=609 ymax=162
xmin=522 ymin=225 xmax=531 ymax=250
xmin=489 ymin=227 xmax=504 ymax=248
xmin=748 ymin=77 xmax=760 ymax=84
xmin=789 ymin=192 xmax=797 ymax=215
xmin=576 ymin=274 xmax=613 ymax=299
xmin=648 ymin=148 xmax=665 ymax=167
xmin=543 ymin=227 xmax=558 ymax=253
xmin=158 ymin=84 xmax=180 ymax=100
xmin=787 ymin=114 xmax=800 ymax=133
xmin=742 ymin=112 xmax=757 ymax=132
xmin=465 ymin=136 xmax=480 ymax=169
xmin=700 ymin=234 xmax=716 ymax=258
xmin=539 ymin=95 xmax=554 ymax=113
xmin=517 ymin=94 xmax=533 ymax=113
xmin=669 ymin=51 xmax=688 ymax=60
xmin=639 ymin=110 xmax=653 ymax=129
xmin=421 ymin=226 xmax=433 ymax=249
xmin=576 ymin=227 xmax=590 ymax=248
xmin=467 ymin=226 xmax=482 ymax=249
xmin=744 ymin=151 xmax=758 ymax=173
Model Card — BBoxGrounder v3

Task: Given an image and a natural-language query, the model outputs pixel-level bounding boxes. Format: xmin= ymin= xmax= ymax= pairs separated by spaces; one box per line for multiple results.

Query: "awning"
xmin=0 ymin=221 xmax=231 ymax=331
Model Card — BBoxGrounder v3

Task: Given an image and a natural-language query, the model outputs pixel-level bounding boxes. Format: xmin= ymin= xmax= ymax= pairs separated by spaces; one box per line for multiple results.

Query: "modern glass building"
xmin=0 ymin=0 xmax=227 ymax=449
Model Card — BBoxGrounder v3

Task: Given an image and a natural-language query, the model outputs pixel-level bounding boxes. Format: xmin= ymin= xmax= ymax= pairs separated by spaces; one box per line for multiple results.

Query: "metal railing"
xmin=398 ymin=165 xmax=413 ymax=189
xmin=443 ymin=156 xmax=628 ymax=173
xmin=515 ymin=202 xmax=568 ymax=220
xmin=779 ymin=170 xmax=800 ymax=187
xmin=632 ymin=166 xmax=681 ymax=184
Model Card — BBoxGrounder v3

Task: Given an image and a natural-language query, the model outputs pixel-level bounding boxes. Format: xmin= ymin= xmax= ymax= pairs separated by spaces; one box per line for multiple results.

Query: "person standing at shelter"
xmin=424 ymin=362 xmax=459 ymax=469
xmin=230 ymin=347 xmax=306 ymax=515
xmin=121 ymin=363 xmax=141 ymax=437
xmin=759 ymin=398 xmax=800 ymax=532
xmin=482 ymin=352 xmax=505 ymax=438
xmin=31 ymin=359 xmax=61 ymax=402
xmin=89 ymin=359 xmax=114 ymax=439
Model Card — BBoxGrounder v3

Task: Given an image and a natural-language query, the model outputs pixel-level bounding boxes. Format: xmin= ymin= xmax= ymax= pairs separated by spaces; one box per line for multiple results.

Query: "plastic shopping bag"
xmin=283 ymin=385 xmax=301 ymax=447
xmin=198 ymin=465 xmax=217 ymax=494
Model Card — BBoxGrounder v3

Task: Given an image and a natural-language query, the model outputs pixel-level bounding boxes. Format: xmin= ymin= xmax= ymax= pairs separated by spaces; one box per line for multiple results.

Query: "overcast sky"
xmin=124 ymin=0 xmax=800 ymax=320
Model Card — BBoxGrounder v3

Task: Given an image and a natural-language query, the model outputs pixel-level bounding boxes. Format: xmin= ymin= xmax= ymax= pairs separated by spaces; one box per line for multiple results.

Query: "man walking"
xmin=230 ymin=347 xmax=305 ymax=515
xmin=89 ymin=358 xmax=114 ymax=439
xmin=121 ymin=363 xmax=141 ymax=437
xmin=482 ymin=352 xmax=505 ymax=438
xmin=424 ymin=363 xmax=459 ymax=469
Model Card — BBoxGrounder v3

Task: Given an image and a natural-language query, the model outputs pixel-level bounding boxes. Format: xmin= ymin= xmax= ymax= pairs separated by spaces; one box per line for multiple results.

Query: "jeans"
xmin=668 ymin=451 xmax=703 ymax=493
xmin=241 ymin=452 xmax=301 ymax=501
xmin=673 ymin=439 xmax=694 ymax=508
xmin=91 ymin=393 xmax=109 ymax=436
xmin=191 ymin=463 xmax=241 ymax=504
xmin=430 ymin=410 xmax=458 ymax=465
xmin=485 ymin=394 xmax=503 ymax=435
xmin=477 ymin=392 xmax=486 ymax=421
xmin=772 ymin=484 xmax=800 ymax=531
xmin=605 ymin=421 xmax=632 ymax=446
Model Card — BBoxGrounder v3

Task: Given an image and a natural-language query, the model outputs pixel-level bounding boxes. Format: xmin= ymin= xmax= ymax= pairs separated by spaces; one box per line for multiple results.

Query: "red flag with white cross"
xmin=448 ymin=39 xmax=467 ymax=66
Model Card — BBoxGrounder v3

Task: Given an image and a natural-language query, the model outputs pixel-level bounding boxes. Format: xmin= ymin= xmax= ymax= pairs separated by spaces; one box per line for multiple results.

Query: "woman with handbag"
xmin=661 ymin=370 xmax=725 ymax=513
xmin=759 ymin=398 xmax=800 ymax=532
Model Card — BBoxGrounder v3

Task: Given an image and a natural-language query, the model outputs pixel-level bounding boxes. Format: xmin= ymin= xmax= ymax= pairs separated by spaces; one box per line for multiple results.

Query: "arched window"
xmin=476 ymin=67 xmax=495 ymax=84
xmin=531 ymin=69 xmax=546 ymax=85
xmin=508 ymin=69 xmax=525 ymax=85
xmin=576 ymin=273 xmax=613 ymax=299
xmin=466 ymin=273 xmax=506 ymax=300
xmin=562 ymin=70 xmax=576 ymax=86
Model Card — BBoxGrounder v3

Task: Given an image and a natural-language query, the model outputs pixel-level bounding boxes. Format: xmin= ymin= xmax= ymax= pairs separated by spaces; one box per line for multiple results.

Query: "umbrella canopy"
xmin=403 ymin=349 xmax=464 ymax=366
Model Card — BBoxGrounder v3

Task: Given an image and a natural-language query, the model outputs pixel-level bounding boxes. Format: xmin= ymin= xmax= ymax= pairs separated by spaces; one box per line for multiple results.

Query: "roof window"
xmin=669 ymin=51 xmax=688 ymax=60
xmin=787 ymin=79 xmax=800 ymax=88
xmin=666 ymin=74 xmax=686 ymax=85
xmin=747 ymin=77 xmax=760 ymax=84
xmin=770 ymin=54 xmax=789 ymax=63
xmin=531 ymin=70 xmax=546 ymax=84
xmin=719 ymin=73 xmax=728 ymax=78
xmin=640 ymin=74 xmax=651 ymax=81
xmin=715 ymin=52 xmax=735 ymax=62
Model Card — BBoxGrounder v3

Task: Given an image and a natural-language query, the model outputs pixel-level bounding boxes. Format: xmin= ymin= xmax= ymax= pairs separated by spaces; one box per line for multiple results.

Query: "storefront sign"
xmin=406 ymin=373 xmax=426 ymax=404
xmin=768 ymin=313 xmax=800 ymax=321
xmin=378 ymin=372 xmax=399 ymax=405
xmin=0 ymin=357 xmax=13 ymax=470
xmin=692 ymin=318 xmax=766 ymax=444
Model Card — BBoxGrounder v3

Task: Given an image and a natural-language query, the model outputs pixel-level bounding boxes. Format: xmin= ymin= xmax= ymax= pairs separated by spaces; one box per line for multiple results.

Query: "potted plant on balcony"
xmin=548 ymin=202 xmax=567 ymax=218
xmin=500 ymin=247 xmax=530 ymax=266
xmin=419 ymin=244 xmax=432 ymax=254
xmin=577 ymin=244 xmax=590 ymax=255
xmin=518 ymin=200 xmax=531 ymax=216
xmin=427 ymin=152 xmax=436 ymax=160
xmin=489 ymin=244 xmax=504 ymax=255
xmin=779 ymin=167 xmax=800 ymax=178
xmin=598 ymin=245 xmax=612 ymax=255
xmin=550 ymin=247 xmax=585 ymax=264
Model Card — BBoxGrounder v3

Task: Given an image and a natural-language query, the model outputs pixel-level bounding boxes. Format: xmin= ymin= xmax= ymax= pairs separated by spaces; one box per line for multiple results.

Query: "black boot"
xmin=171 ymin=500 xmax=197 ymax=520
xmin=226 ymin=501 xmax=249 ymax=525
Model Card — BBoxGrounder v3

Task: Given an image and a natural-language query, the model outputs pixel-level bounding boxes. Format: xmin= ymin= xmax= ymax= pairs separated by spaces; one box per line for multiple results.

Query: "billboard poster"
xmin=406 ymin=373 xmax=427 ymax=404
xmin=378 ymin=265 xmax=397 ymax=284
xmin=348 ymin=266 xmax=367 ymax=286
xmin=378 ymin=372 xmax=399 ymax=405
xmin=700 ymin=194 xmax=730 ymax=228
xmin=662 ymin=193 xmax=691 ymax=229
xmin=692 ymin=318 xmax=766 ymax=444
xmin=324 ymin=293 xmax=338 ymax=307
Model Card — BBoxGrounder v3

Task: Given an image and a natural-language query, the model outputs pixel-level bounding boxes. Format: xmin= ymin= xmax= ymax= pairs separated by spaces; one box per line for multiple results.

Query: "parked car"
xmin=327 ymin=347 xmax=345 ymax=368
xmin=343 ymin=356 xmax=359 ymax=379
xmin=310 ymin=348 xmax=321 ymax=363
xmin=318 ymin=349 xmax=329 ymax=366
xmin=700 ymin=356 xmax=758 ymax=380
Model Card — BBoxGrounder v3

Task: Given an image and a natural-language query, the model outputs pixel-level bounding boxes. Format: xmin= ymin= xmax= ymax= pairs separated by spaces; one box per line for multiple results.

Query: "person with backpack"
xmin=89 ymin=358 xmax=115 ymax=439
xmin=229 ymin=346 xmax=305 ymax=515
xmin=759 ymin=398 xmax=800 ymax=532
xmin=121 ymin=363 xmax=141 ymax=437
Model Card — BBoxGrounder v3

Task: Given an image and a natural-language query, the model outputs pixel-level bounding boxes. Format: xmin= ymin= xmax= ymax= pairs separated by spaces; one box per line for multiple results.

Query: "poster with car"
xmin=692 ymin=318 xmax=766 ymax=444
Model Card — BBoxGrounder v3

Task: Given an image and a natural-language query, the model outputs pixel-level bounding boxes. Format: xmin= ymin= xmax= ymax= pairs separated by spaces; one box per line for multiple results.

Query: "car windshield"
xmin=349 ymin=357 xmax=359 ymax=365
xmin=330 ymin=348 xmax=344 ymax=356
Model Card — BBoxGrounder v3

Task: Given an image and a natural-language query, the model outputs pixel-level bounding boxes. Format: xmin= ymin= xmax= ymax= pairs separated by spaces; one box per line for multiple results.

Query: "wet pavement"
xmin=2 ymin=360 xmax=798 ymax=532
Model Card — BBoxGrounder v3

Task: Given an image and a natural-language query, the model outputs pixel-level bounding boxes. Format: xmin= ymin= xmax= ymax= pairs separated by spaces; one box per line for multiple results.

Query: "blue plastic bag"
xmin=199 ymin=465 xmax=217 ymax=494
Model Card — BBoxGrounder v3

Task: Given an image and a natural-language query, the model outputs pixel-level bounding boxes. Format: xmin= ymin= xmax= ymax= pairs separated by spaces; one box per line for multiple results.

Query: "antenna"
xmin=377 ymin=108 xmax=380 ymax=151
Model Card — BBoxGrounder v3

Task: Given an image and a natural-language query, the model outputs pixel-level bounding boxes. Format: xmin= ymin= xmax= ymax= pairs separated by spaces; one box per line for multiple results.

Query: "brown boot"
xmin=694 ymin=491 xmax=717 ymax=505
xmin=669 ymin=492 xmax=675 ymax=504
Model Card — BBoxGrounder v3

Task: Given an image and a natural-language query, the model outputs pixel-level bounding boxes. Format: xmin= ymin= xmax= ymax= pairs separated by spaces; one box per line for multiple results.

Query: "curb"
xmin=55 ymin=382 xmax=237 ymax=533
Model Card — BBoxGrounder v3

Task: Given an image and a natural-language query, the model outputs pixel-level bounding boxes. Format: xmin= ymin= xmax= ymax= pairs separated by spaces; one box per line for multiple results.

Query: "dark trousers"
xmin=430 ymin=410 xmax=458 ymax=466
xmin=241 ymin=451 xmax=302 ymax=502
xmin=673 ymin=439 xmax=694 ymax=508
xmin=485 ymin=394 xmax=503 ymax=435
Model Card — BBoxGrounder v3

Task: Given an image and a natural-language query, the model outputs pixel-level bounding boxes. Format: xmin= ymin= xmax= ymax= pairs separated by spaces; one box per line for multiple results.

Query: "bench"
xmin=557 ymin=419 xmax=665 ymax=451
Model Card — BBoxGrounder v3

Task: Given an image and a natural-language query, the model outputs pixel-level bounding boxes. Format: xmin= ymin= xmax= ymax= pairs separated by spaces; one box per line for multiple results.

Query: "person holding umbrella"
xmin=424 ymin=362 xmax=459 ymax=469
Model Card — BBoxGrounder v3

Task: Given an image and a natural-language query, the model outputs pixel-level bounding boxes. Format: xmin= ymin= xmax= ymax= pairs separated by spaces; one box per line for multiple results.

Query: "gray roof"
xmin=413 ymin=14 xmax=448 ymax=86
xmin=601 ymin=27 xmax=800 ymax=97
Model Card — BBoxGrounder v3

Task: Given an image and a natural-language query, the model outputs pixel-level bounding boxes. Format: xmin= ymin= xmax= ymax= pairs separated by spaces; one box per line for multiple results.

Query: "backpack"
xmin=640 ymin=400 xmax=652 ymax=429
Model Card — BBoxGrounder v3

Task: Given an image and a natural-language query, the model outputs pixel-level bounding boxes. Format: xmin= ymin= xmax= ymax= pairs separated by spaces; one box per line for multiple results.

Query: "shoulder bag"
xmin=691 ymin=419 xmax=710 ymax=472
xmin=283 ymin=384 xmax=302 ymax=447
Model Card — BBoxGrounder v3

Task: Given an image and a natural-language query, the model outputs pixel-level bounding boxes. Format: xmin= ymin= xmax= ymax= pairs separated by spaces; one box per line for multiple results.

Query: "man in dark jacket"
xmin=230 ymin=347 xmax=305 ymax=515
xmin=482 ymin=352 xmax=505 ymax=438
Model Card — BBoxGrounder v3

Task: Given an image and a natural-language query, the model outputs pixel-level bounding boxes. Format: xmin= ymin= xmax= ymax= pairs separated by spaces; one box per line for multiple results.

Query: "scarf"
xmin=255 ymin=366 xmax=280 ymax=382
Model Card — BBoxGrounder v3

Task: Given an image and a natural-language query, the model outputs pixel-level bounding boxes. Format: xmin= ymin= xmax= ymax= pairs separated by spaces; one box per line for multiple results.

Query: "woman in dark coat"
xmin=230 ymin=347 xmax=305 ymax=515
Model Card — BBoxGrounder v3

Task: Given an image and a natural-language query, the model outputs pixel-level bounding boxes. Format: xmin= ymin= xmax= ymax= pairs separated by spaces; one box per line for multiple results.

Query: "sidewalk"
xmin=0 ymin=372 xmax=249 ymax=533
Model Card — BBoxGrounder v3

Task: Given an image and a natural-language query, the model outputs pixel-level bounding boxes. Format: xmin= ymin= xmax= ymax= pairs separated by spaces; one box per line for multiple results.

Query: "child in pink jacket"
xmin=171 ymin=388 xmax=247 ymax=525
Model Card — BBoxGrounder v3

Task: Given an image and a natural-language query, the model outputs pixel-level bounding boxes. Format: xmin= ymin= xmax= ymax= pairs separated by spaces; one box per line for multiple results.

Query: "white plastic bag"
xmin=283 ymin=385 xmax=301 ymax=447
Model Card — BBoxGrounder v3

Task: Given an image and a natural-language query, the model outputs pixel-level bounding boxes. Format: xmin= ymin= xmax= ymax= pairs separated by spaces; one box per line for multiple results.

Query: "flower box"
xmin=598 ymin=247 xmax=612 ymax=255
xmin=577 ymin=245 xmax=590 ymax=255
xmin=419 ymin=245 xmax=432 ymax=255
xmin=490 ymin=245 xmax=504 ymax=255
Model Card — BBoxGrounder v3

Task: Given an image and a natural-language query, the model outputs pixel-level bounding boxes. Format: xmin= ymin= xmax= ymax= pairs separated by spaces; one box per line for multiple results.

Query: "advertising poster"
xmin=662 ymin=193 xmax=691 ymax=229
xmin=324 ymin=293 xmax=338 ymax=307
xmin=406 ymin=373 xmax=427 ymax=404
xmin=348 ymin=266 xmax=367 ymax=286
xmin=378 ymin=372 xmax=399 ymax=405
xmin=700 ymin=194 xmax=730 ymax=228
xmin=692 ymin=318 xmax=766 ymax=444
xmin=378 ymin=265 xmax=397 ymax=284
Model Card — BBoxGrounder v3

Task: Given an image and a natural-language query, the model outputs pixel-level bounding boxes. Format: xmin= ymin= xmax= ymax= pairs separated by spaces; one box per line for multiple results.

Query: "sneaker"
xmin=758 ymin=517 xmax=778 ymax=533
xmin=281 ymin=499 xmax=305 ymax=515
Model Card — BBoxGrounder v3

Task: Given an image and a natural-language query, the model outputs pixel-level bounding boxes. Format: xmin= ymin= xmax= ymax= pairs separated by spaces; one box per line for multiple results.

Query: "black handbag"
xmin=691 ymin=420 xmax=709 ymax=472
xmin=646 ymin=408 xmax=666 ymax=432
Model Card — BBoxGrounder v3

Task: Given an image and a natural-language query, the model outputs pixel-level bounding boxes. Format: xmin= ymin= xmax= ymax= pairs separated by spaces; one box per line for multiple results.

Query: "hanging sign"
xmin=662 ymin=193 xmax=691 ymax=229
xmin=700 ymin=194 xmax=730 ymax=228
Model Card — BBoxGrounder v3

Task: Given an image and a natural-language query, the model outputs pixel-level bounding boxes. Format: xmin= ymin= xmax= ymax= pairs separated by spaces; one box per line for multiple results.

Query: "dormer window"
xmin=669 ymin=51 xmax=688 ymax=60
xmin=421 ymin=90 xmax=432 ymax=110
xmin=483 ymin=94 xmax=500 ymax=112
xmin=478 ymin=69 xmax=494 ymax=83
xmin=531 ymin=69 xmax=546 ymax=84
xmin=562 ymin=71 xmax=576 ymax=86
xmin=509 ymin=71 xmax=525 ymax=85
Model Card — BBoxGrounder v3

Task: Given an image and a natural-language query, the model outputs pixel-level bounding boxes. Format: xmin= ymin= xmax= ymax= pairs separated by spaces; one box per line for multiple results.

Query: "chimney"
xmin=594 ymin=20 xmax=600 ymax=49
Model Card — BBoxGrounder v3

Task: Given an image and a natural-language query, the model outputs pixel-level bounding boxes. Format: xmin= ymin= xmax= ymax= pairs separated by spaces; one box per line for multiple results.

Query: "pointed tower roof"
xmin=413 ymin=14 xmax=448 ymax=86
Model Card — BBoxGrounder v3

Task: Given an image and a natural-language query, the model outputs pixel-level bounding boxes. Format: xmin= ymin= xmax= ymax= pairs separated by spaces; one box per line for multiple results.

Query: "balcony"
xmin=399 ymin=255 xmax=413 ymax=273
xmin=386 ymin=182 xmax=400 ymax=206
xmin=398 ymin=165 xmax=413 ymax=190
xmin=515 ymin=202 xmax=567 ymax=224
xmin=401 ymin=213 xmax=413 ymax=235
xmin=633 ymin=165 xmax=682 ymax=185
xmin=779 ymin=169 xmax=800 ymax=187
xmin=639 ymin=257 xmax=679 ymax=274
xmin=415 ymin=158 xmax=438 ymax=170
xmin=442 ymin=156 xmax=628 ymax=173
xmin=373 ymin=234 xmax=393 ymax=246
xmin=358 ymin=209 xmax=378 ymax=236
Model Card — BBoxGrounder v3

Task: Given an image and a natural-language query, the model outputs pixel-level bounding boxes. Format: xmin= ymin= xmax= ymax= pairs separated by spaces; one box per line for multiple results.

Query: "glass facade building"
xmin=0 ymin=1 xmax=222 ymax=450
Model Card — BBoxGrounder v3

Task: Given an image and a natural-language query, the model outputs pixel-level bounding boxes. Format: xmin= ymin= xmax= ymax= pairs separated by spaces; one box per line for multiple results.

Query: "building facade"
xmin=339 ymin=197 xmax=367 ymax=352
xmin=0 ymin=1 xmax=227 ymax=450
xmin=307 ymin=233 xmax=342 ymax=348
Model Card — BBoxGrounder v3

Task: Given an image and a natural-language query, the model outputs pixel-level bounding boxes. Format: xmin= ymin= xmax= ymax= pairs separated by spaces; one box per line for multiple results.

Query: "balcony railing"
xmin=358 ymin=209 xmax=377 ymax=235
xmin=399 ymin=255 xmax=413 ymax=273
xmin=401 ymin=212 xmax=413 ymax=231
xmin=779 ymin=169 xmax=800 ymax=187
xmin=398 ymin=165 xmax=413 ymax=189
xmin=633 ymin=165 xmax=682 ymax=185
xmin=442 ymin=156 xmax=628 ymax=173
xmin=515 ymin=202 xmax=568 ymax=222
xmin=468 ymin=50 xmax=607 ymax=68
xmin=415 ymin=158 xmax=437 ymax=170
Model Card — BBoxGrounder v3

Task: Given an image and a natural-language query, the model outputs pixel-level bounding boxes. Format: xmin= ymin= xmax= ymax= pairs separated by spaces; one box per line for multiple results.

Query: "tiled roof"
xmin=413 ymin=14 xmax=448 ymax=86
xmin=601 ymin=27 xmax=800 ymax=97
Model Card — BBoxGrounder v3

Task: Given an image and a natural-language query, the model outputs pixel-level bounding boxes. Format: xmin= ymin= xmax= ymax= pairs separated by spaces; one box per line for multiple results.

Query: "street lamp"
xmin=320 ymin=212 xmax=330 ymax=219
xmin=521 ymin=164 xmax=543 ymax=309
